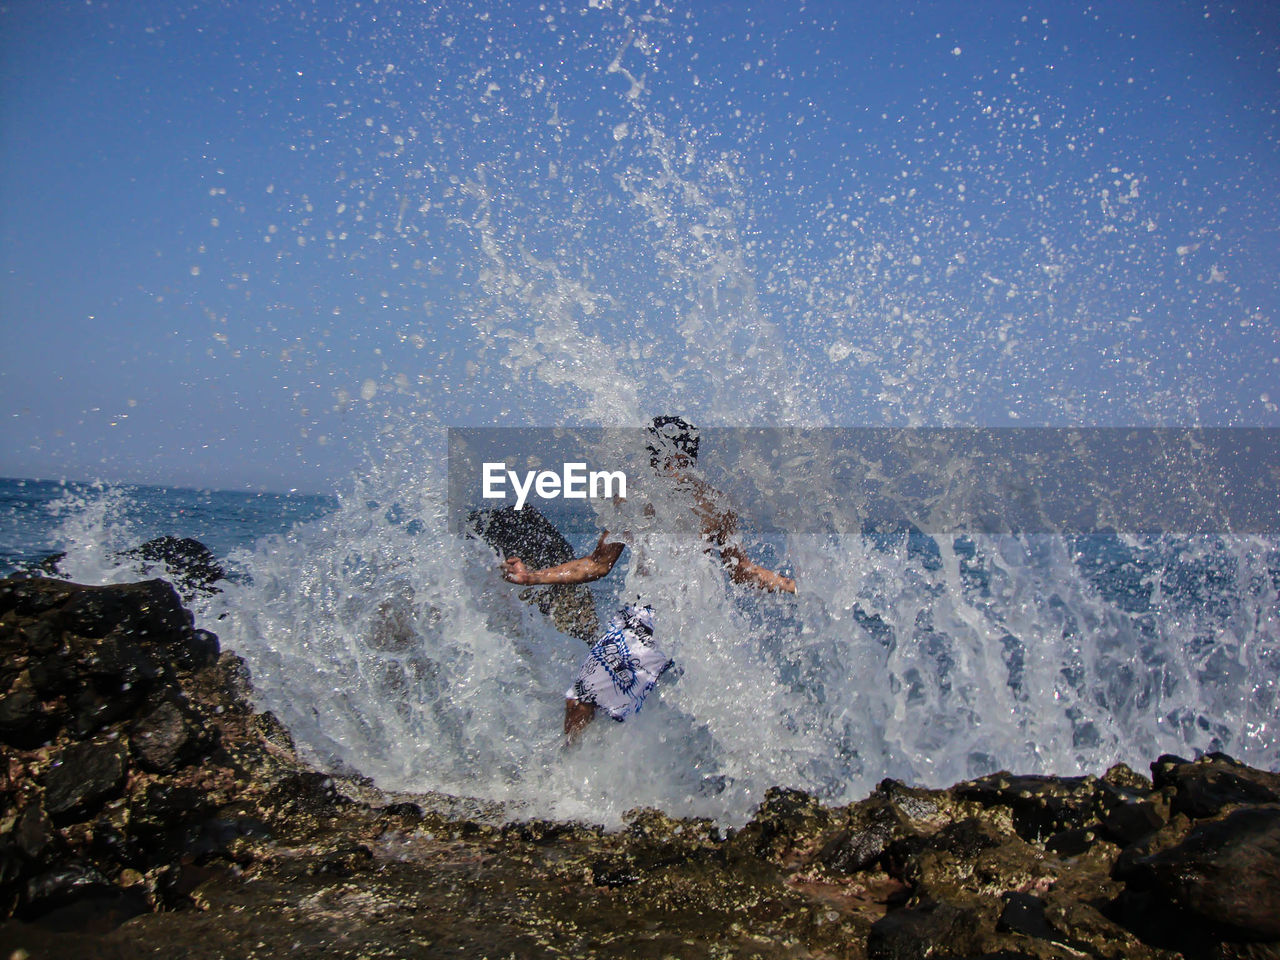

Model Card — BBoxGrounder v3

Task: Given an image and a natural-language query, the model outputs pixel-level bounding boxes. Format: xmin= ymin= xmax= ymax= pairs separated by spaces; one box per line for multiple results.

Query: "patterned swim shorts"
xmin=565 ymin=603 xmax=673 ymax=722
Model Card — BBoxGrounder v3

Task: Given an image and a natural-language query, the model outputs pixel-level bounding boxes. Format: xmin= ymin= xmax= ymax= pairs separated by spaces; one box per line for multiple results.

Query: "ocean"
xmin=0 ymin=477 xmax=338 ymax=580
xmin=4 ymin=472 xmax=1276 ymax=827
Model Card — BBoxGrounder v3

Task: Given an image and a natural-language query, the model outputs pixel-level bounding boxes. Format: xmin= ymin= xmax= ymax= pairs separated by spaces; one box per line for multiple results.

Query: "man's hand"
xmin=502 ymin=556 xmax=535 ymax=584
xmin=721 ymin=545 xmax=796 ymax=593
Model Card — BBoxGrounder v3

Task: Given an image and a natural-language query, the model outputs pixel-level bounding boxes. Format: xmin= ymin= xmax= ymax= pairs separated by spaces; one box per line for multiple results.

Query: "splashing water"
xmin=55 ymin=3 xmax=1280 ymax=824
xmin=43 ymin=485 xmax=143 ymax=585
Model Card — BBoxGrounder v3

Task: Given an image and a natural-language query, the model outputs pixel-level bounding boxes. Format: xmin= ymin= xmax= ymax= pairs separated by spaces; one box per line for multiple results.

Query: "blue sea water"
xmin=0 ymin=477 xmax=337 ymax=577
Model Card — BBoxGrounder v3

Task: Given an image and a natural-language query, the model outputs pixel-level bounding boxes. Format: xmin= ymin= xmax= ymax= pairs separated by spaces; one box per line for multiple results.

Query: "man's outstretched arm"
xmin=720 ymin=543 xmax=796 ymax=593
xmin=686 ymin=477 xmax=796 ymax=594
xmin=501 ymin=530 xmax=625 ymax=586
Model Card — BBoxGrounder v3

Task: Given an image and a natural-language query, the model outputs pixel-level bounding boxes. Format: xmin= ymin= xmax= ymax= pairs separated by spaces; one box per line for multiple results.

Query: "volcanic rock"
xmin=130 ymin=699 xmax=204 ymax=773
xmin=1153 ymin=752 xmax=1280 ymax=819
xmin=2 ymin=573 xmax=1279 ymax=960
xmin=119 ymin=536 xmax=227 ymax=598
xmin=23 ymin=535 xmax=227 ymax=602
xmin=39 ymin=740 xmax=128 ymax=821
xmin=1114 ymin=805 xmax=1280 ymax=941
xmin=468 ymin=504 xmax=601 ymax=642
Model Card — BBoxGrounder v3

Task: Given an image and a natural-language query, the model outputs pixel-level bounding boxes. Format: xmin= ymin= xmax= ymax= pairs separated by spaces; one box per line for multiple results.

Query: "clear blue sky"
xmin=2 ymin=0 xmax=1277 ymax=493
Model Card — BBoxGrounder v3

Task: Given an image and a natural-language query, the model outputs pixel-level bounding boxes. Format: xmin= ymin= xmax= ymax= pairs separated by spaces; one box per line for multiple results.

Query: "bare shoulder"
xmin=681 ymin=475 xmax=737 ymax=544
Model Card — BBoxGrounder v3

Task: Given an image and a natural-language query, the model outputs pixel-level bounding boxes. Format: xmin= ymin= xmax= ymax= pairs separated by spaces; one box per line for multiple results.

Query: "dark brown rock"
xmin=469 ymin=504 xmax=600 ymax=642
xmin=21 ymin=861 xmax=112 ymax=916
xmin=997 ymin=891 xmax=1055 ymax=940
xmin=39 ymin=740 xmax=128 ymax=821
xmin=1114 ymin=805 xmax=1280 ymax=941
xmin=130 ymin=700 xmax=203 ymax=772
xmin=1099 ymin=799 xmax=1165 ymax=846
xmin=868 ymin=898 xmax=989 ymax=959
xmin=816 ymin=801 xmax=900 ymax=874
xmin=956 ymin=773 xmax=1106 ymax=842
xmin=1153 ymin=753 xmax=1280 ymax=820
xmin=0 ymin=578 xmax=70 ymax=617
xmin=728 ymin=785 xmax=829 ymax=862
xmin=55 ymin=579 xmax=189 ymax=640
xmin=11 ymin=804 xmax=55 ymax=862
xmin=876 ymin=777 xmax=944 ymax=821
xmin=0 ymin=670 xmax=54 ymax=749
xmin=1045 ymin=826 xmax=1097 ymax=856
xmin=119 ymin=536 xmax=227 ymax=599
xmin=1103 ymin=762 xmax=1153 ymax=792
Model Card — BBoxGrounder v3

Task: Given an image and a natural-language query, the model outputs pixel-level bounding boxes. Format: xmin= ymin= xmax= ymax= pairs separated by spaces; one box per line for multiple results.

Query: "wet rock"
xmin=1099 ymin=798 xmax=1165 ymax=846
xmin=39 ymin=740 xmax=128 ymax=821
xmin=77 ymin=630 xmax=158 ymax=686
xmin=1114 ymin=805 xmax=1280 ymax=941
xmin=1152 ymin=753 xmax=1280 ymax=820
xmin=211 ymin=649 xmax=254 ymax=707
xmin=21 ymin=861 xmax=111 ymax=917
xmin=125 ymin=782 xmax=224 ymax=868
xmin=55 ymin=579 xmax=188 ymax=640
xmin=130 ymin=699 xmax=204 ymax=772
xmin=24 ymin=883 xmax=149 ymax=934
xmin=119 ymin=536 xmax=227 ymax=599
xmin=11 ymin=804 xmax=55 ymax=862
xmin=263 ymin=771 xmax=345 ymax=816
xmin=250 ymin=709 xmax=294 ymax=752
xmin=67 ymin=657 xmax=150 ymax=739
xmin=87 ymin=817 xmax=147 ymax=873
xmin=1045 ymin=826 xmax=1096 ymax=857
xmin=0 ymin=670 xmax=55 ymax=749
xmin=882 ymin=817 xmax=1006 ymax=887
xmin=502 ymin=818 xmax=584 ymax=845
xmin=868 ymin=897 xmax=989 ymax=960
xmin=730 ymin=786 xmax=828 ymax=862
xmin=309 ymin=844 xmax=373 ymax=878
xmin=0 ymin=847 xmax=21 ymax=916
xmin=956 ymin=773 xmax=1111 ymax=843
xmin=1102 ymin=762 xmax=1152 ymax=792
xmin=15 ymin=618 xmax=62 ymax=658
xmin=816 ymin=802 xmax=900 ymax=875
xmin=0 ymin=575 xmax=299 ymax=930
xmin=133 ymin=782 xmax=213 ymax=824
xmin=181 ymin=817 xmax=271 ymax=866
xmin=469 ymin=504 xmax=600 ymax=642
xmin=997 ymin=891 xmax=1055 ymax=940
xmin=590 ymin=856 xmax=641 ymax=888
xmin=0 ymin=578 xmax=71 ymax=617
xmin=379 ymin=801 xmax=424 ymax=821
xmin=186 ymin=628 xmax=221 ymax=669
xmin=876 ymin=777 xmax=944 ymax=821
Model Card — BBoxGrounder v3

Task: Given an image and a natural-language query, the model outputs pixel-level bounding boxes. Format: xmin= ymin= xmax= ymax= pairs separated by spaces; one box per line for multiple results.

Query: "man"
xmin=501 ymin=417 xmax=796 ymax=742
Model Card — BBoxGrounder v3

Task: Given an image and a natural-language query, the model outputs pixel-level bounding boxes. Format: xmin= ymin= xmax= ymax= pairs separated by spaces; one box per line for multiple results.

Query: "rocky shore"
xmin=2 ymin=574 xmax=1278 ymax=959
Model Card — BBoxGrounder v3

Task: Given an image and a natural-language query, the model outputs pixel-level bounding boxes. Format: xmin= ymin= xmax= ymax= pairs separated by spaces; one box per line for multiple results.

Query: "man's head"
xmin=647 ymin=416 xmax=699 ymax=471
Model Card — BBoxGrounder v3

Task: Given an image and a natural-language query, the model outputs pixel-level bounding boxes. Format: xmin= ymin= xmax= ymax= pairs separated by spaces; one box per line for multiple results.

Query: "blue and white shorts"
xmin=566 ymin=603 xmax=673 ymax=722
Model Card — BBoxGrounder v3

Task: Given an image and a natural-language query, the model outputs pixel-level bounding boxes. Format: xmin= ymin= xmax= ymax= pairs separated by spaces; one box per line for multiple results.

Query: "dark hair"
xmin=647 ymin=416 xmax=699 ymax=468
